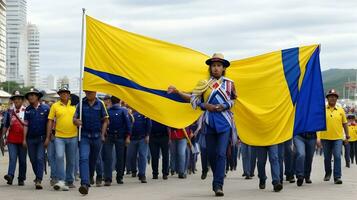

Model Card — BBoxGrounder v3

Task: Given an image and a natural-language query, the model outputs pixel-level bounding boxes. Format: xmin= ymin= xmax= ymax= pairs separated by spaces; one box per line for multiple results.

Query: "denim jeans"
xmin=284 ymin=139 xmax=295 ymax=178
xmin=7 ymin=143 xmax=27 ymax=181
xmin=250 ymin=147 xmax=257 ymax=175
xmin=350 ymin=141 xmax=357 ymax=164
xmin=321 ymin=140 xmax=343 ymax=179
xmin=55 ymin=136 xmax=77 ymax=183
xmin=200 ymin=145 xmax=208 ymax=173
xmin=79 ymin=135 xmax=102 ymax=186
xmin=102 ymin=135 xmax=125 ymax=181
xmin=149 ymin=135 xmax=169 ymax=176
xmin=47 ymin=139 xmax=57 ymax=180
xmin=205 ymin=127 xmax=230 ymax=190
xmin=256 ymin=145 xmax=280 ymax=185
xmin=95 ymin=149 xmax=104 ymax=180
xmin=127 ymin=139 xmax=148 ymax=177
xmin=241 ymin=142 xmax=251 ymax=176
xmin=170 ymin=138 xmax=187 ymax=175
xmin=27 ymin=136 xmax=45 ymax=181
xmin=343 ymin=142 xmax=351 ymax=165
xmin=293 ymin=135 xmax=316 ymax=179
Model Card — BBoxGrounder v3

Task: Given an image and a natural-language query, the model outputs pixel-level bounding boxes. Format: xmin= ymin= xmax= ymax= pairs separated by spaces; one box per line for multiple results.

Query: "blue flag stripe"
xmin=282 ymin=47 xmax=301 ymax=105
xmin=84 ymin=67 xmax=187 ymax=103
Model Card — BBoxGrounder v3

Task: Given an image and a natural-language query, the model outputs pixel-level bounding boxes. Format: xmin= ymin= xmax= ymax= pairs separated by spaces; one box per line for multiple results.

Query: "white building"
xmin=0 ymin=0 xmax=6 ymax=82
xmin=27 ymin=23 xmax=39 ymax=87
xmin=39 ymin=74 xmax=56 ymax=90
xmin=6 ymin=0 xmax=28 ymax=86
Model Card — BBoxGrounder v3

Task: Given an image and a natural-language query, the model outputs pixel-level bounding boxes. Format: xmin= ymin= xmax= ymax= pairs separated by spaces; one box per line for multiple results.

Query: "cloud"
xmin=27 ymin=0 xmax=357 ymax=79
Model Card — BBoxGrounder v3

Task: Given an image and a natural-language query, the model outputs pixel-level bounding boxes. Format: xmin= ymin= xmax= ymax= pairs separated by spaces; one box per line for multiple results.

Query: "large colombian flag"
xmin=83 ymin=16 xmax=326 ymax=146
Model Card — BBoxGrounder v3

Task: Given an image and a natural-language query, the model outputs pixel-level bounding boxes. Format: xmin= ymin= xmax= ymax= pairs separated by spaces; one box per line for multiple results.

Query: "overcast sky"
xmin=28 ymin=0 xmax=357 ymax=78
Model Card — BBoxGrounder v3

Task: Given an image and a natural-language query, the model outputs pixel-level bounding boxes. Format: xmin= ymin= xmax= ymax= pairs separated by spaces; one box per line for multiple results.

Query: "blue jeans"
xmin=47 ymin=139 xmax=57 ymax=180
xmin=95 ymin=149 xmax=104 ymax=180
xmin=55 ymin=137 xmax=77 ymax=183
xmin=171 ymin=138 xmax=187 ymax=175
xmin=205 ymin=127 xmax=230 ymax=190
xmin=27 ymin=136 xmax=45 ymax=181
xmin=284 ymin=139 xmax=295 ymax=178
xmin=200 ymin=146 xmax=208 ymax=173
xmin=321 ymin=140 xmax=343 ymax=178
xmin=241 ymin=142 xmax=251 ymax=176
xmin=250 ymin=147 xmax=257 ymax=175
xmin=127 ymin=139 xmax=148 ymax=177
xmin=103 ymin=135 xmax=125 ymax=181
xmin=344 ymin=142 xmax=351 ymax=165
xmin=7 ymin=143 xmax=27 ymax=181
xmin=256 ymin=145 xmax=280 ymax=185
xmin=79 ymin=136 xmax=102 ymax=186
xmin=293 ymin=135 xmax=316 ymax=179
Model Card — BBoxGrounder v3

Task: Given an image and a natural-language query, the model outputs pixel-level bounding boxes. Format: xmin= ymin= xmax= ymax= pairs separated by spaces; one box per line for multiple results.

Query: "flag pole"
xmin=78 ymin=8 xmax=86 ymax=142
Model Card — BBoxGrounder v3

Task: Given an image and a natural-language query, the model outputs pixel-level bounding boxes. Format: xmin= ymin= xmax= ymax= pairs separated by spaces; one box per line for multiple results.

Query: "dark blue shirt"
xmin=150 ymin=120 xmax=168 ymax=137
xmin=107 ymin=104 xmax=132 ymax=138
xmin=24 ymin=103 xmax=50 ymax=138
xmin=131 ymin=111 xmax=151 ymax=140
xmin=75 ymin=97 xmax=108 ymax=138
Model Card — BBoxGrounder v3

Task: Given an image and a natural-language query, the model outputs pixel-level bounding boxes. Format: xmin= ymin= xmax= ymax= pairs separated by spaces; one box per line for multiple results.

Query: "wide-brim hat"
xmin=326 ymin=89 xmax=339 ymax=98
xmin=205 ymin=53 xmax=230 ymax=68
xmin=25 ymin=88 xmax=43 ymax=99
xmin=10 ymin=90 xmax=24 ymax=100
xmin=57 ymin=87 xmax=71 ymax=95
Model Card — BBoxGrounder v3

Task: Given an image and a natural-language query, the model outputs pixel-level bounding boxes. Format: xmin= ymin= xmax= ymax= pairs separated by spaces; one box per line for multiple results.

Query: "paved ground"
xmin=0 ymin=153 xmax=357 ymax=200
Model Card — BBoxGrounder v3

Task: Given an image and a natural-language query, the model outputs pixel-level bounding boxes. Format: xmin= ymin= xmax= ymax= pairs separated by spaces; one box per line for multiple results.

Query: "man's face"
xmin=13 ymin=97 xmax=23 ymax=108
xmin=210 ymin=62 xmax=225 ymax=78
xmin=59 ymin=92 xmax=70 ymax=102
xmin=104 ymin=99 xmax=111 ymax=107
xmin=327 ymin=95 xmax=338 ymax=105
xmin=28 ymin=94 xmax=39 ymax=104
xmin=85 ymin=91 xmax=96 ymax=100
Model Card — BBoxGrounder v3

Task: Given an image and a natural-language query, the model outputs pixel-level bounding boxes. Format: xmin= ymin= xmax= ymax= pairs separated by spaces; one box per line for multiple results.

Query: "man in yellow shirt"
xmin=45 ymin=87 xmax=78 ymax=191
xmin=317 ymin=89 xmax=349 ymax=184
xmin=347 ymin=114 xmax=357 ymax=165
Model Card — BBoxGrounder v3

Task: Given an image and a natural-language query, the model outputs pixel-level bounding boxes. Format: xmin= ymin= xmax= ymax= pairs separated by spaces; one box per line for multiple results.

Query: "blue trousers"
xmin=55 ymin=137 xmax=77 ymax=183
xmin=205 ymin=127 xmax=230 ymax=190
xmin=7 ymin=143 xmax=27 ymax=181
xmin=321 ymin=140 xmax=343 ymax=179
xmin=27 ymin=136 xmax=45 ymax=181
xmin=170 ymin=139 xmax=187 ymax=175
xmin=293 ymin=135 xmax=316 ymax=179
xmin=256 ymin=145 xmax=280 ymax=185
xmin=47 ymin=138 xmax=57 ymax=180
xmin=79 ymin=136 xmax=102 ymax=186
xmin=127 ymin=139 xmax=148 ymax=177
xmin=103 ymin=135 xmax=125 ymax=181
xmin=241 ymin=142 xmax=251 ymax=176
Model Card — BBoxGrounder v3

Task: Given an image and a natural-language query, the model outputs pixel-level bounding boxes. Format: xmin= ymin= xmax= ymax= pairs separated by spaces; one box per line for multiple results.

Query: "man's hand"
xmin=316 ymin=139 xmax=322 ymax=148
xmin=73 ymin=119 xmax=82 ymax=127
xmin=167 ymin=86 xmax=179 ymax=94
xmin=22 ymin=140 xmax=27 ymax=148
xmin=44 ymin=137 xmax=50 ymax=148
xmin=125 ymin=137 xmax=131 ymax=146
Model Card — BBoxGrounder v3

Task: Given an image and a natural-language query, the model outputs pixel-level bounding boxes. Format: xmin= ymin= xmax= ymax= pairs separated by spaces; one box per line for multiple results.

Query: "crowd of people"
xmin=0 ymin=53 xmax=356 ymax=197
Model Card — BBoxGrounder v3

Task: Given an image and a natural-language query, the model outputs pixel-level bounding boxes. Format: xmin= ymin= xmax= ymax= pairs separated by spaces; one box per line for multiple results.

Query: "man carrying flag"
xmin=73 ymin=90 xmax=109 ymax=195
xmin=168 ymin=53 xmax=237 ymax=197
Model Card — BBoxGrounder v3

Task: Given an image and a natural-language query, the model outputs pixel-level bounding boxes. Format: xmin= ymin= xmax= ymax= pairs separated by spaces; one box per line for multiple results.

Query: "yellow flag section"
xmin=229 ymin=45 xmax=320 ymax=146
xmin=84 ymin=16 xmax=207 ymax=128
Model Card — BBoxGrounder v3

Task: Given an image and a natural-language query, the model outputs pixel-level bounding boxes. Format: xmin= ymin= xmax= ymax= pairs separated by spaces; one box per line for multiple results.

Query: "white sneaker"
xmin=54 ymin=181 xmax=69 ymax=191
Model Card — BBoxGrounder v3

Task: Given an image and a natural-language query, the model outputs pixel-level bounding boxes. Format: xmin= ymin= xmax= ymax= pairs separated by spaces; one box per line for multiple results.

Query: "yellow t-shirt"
xmin=318 ymin=105 xmax=347 ymax=140
xmin=48 ymin=100 xmax=78 ymax=138
xmin=348 ymin=124 xmax=357 ymax=142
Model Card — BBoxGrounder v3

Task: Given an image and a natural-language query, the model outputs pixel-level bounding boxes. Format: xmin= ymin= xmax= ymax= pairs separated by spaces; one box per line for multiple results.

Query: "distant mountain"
xmin=322 ymin=68 xmax=357 ymax=99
